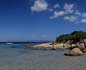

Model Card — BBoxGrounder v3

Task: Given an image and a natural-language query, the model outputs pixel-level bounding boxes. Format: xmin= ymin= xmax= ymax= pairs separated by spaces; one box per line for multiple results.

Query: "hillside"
xmin=56 ymin=31 xmax=86 ymax=43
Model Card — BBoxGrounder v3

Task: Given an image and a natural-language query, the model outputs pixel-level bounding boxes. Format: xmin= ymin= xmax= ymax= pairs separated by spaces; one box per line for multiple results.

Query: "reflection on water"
xmin=0 ymin=44 xmax=86 ymax=70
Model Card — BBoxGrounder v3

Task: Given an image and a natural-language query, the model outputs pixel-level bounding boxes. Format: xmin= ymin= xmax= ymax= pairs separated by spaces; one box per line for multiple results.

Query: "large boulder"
xmin=64 ymin=48 xmax=83 ymax=56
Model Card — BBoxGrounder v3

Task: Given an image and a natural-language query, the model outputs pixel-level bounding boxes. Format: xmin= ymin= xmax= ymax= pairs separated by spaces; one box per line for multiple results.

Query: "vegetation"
xmin=55 ymin=31 xmax=86 ymax=43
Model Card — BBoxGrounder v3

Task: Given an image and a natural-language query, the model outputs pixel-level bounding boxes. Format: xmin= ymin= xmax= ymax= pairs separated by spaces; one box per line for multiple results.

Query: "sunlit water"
xmin=0 ymin=43 xmax=86 ymax=70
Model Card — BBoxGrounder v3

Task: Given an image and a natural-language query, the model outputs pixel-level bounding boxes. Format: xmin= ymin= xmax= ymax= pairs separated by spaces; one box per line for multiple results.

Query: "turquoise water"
xmin=0 ymin=43 xmax=86 ymax=70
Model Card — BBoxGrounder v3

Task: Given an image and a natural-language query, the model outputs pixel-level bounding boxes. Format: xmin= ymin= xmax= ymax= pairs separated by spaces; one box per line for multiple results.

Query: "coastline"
xmin=32 ymin=43 xmax=65 ymax=49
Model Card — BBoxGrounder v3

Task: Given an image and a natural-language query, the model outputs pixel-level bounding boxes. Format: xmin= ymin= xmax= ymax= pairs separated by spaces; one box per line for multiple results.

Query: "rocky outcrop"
xmin=64 ymin=48 xmax=83 ymax=56
xmin=32 ymin=43 xmax=65 ymax=49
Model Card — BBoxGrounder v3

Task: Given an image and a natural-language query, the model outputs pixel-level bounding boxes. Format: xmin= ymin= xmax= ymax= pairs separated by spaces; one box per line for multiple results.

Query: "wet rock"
xmin=82 ymin=49 xmax=86 ymax=53
xmin=64 ymin=48 xmax=83 ymax=56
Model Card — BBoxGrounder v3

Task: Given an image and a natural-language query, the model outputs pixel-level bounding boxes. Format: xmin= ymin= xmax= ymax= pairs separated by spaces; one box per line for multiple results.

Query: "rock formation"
xmin=64 ymin=48 xmax=83 ymax=56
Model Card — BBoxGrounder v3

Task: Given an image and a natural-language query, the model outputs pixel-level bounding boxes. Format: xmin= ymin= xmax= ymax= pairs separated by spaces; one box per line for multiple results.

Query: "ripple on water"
xmin=0 ymin=45 xmax=86 ymax=70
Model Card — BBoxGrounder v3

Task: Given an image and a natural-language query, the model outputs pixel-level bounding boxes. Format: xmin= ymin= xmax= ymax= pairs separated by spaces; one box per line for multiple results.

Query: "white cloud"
xmin=82 ymin=12 xmax=86 ymax=18
xmin=81 ymin=19 xmax=86 ymax=23
xmin=31 ymin=0 xmax=48 ymax=12
xmin=54 ymin=11 xmax=65 ymax=16
xmin=54 ymin=4 xmax=60 ymax=8
xmin=50 ymin=3 xmax=86 ymax=23
xmin=48 ymin=4 xmax=60 ymax=12
xmin=75 ymin=11 xmax=86 ymax=18
xmin=75 ymin=10 xmax=81 ymax=16
xmin=64 ymin=3 xmax=74 ymax=13
xmin=64 ymin=16 xmax=70 ymax=20
xmin=50 ymin=3 xmax=75 ymax=19
xmin=30 ymin=1 xmax=86 ymax=24
xmin=48 ymin=8 xmax=53 ymax=12
xmin=50 ymin=11 xmax=65 ymax=19
xmin=64 ymin=16 xmax=77 ymax=22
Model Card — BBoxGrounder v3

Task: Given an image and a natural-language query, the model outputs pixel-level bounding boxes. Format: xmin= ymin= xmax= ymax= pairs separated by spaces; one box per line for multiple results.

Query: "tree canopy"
xmin=55 ymin=31 xmax=86 ymax=43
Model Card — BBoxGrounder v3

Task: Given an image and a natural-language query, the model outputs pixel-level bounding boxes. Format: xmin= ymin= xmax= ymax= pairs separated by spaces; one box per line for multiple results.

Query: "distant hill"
xmin=55 ymin=31 xmax=86 ymax=43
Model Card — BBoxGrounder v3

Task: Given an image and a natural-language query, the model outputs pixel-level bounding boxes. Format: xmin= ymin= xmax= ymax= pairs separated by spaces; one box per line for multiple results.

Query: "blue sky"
xmin=0 ymin=0 xmax=86 ymax=41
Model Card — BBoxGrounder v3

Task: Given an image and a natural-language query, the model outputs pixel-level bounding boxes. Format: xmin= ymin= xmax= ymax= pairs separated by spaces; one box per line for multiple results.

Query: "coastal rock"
xmin=32 ymin=43 xmax=64 ymax=49
xmin=32 ymin=43 xmax=52 ymax=49
xmin=64 ymin=48 xmax=83 ymax=56
xmin=76 ymin=43 xmax=85 ymax=50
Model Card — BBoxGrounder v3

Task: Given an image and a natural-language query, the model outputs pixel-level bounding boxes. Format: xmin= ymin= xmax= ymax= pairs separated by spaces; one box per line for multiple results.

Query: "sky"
xmin=0 ymin=0 xmax=86 ymax=41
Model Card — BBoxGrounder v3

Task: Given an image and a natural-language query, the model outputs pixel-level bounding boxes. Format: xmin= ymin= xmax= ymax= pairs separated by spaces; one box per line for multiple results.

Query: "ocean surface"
xmin=0 ymin=42 xmax=86 ymax=70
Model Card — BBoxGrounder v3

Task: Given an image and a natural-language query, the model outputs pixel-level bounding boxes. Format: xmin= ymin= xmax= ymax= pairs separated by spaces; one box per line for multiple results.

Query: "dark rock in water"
xmin=68 ymin=46 xmax=77 ymax=50
xmin=64 ymin=53 xmax=82 ymax=56
xmin=82 ymin=49 xmax=86 ymax=53
xmin=50 ymin=48 xmax=56 ymax=50
xmin=64 ymin=48 xmax=83 ymax=56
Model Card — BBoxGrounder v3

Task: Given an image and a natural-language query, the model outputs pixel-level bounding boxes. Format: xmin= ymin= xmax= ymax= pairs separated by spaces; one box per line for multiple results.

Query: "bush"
xmin=55 ymin=31 xmax=86 ymax=43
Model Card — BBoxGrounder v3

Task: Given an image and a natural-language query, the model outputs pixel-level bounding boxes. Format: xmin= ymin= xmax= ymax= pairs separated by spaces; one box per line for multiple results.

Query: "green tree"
xmin=56 ymin=31 xmax=86 ymax=43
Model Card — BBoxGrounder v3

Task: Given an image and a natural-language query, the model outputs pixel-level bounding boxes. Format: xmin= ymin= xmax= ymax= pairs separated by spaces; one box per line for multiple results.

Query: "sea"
xmin=0 ymin=42 xmax=86 ymax=70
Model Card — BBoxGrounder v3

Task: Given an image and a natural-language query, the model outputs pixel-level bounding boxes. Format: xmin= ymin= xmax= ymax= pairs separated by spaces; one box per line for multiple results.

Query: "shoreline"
xmin=32 ymin=43 xmax=65 ymax=49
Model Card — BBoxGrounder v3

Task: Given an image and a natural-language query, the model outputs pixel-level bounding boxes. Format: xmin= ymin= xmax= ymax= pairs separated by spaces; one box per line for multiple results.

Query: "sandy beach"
xmin=0 ymin=47 xmax=86 ymax=70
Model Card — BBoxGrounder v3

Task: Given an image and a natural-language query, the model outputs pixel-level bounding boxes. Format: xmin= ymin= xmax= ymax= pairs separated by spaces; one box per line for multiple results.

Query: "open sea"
xmin=0 ymin=42 xmax=86 ymax=70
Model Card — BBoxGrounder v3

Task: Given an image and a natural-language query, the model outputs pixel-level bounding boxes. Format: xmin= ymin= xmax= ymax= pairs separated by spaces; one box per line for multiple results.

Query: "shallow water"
xmin=0 ymin=44 xmax=86 ymax=70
